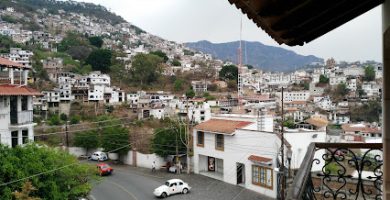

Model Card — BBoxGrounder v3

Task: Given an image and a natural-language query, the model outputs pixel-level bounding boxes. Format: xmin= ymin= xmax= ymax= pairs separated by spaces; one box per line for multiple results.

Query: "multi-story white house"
xmin=42 ymin=57 xmax=63 ymax=82
xmin=329 ymin=74 xmax=347 ymax=86
xmin=88 ymin=72 xmax=110 ymax=101
xmin=281 ymin=91 xmax=310 ymax=102
xmin=191 ymin=80 xmax=209 ymax=93
xmin=0 ymin=58 xmax=40 ymax=147
xmin=343 ymin=66 xmax=365 ymax=77
xmin=7 ymin=48 xmax=34 ymax=68
xmin=193 ymin=118 xmax=284 ymax=199
xmin=176 ymin=100 xmax=211 ymax=123
xmin=58 ymin=76 xmax=75 ymax=101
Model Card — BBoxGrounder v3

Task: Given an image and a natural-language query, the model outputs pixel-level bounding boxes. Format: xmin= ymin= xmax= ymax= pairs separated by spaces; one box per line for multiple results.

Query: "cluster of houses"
xmin=0 ymin=6 xmax=385 ymax=200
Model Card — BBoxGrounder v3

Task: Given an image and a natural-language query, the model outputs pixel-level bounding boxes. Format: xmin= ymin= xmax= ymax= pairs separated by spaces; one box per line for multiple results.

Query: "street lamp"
xmin=287 ymin=148 xmax=292 ymax=178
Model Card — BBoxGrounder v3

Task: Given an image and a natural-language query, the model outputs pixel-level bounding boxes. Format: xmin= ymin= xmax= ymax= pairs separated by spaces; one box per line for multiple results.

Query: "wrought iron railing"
xmin=287 ymin=143 xmax=383 ymax=200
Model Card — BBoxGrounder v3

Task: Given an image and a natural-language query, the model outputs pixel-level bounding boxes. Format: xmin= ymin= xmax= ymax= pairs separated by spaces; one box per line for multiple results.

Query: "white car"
xmin=153 ymin=179 xmax=191 ymax=198
xmin=90 ymin=151 xmax=108 ymax=161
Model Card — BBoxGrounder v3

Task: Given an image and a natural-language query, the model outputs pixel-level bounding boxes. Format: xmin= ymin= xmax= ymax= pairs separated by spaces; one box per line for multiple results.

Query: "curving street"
xmin=90 ymin=164 xmax=274 ymax=200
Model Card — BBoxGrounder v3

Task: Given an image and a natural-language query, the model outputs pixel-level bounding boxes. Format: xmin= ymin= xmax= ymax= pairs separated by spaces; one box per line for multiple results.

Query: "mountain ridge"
xmin=186 ymin=40 xmax=323 ymax=72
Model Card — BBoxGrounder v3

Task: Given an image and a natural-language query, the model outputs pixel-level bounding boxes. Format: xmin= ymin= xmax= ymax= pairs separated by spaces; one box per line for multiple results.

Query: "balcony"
xmin=287 ymin=143 xmax=383 ymax=200
xmin=10 ymin=110 xmax=34 ymax=125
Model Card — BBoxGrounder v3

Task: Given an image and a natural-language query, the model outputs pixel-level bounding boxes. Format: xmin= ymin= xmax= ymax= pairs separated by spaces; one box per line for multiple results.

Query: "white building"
xmin=329 ymin=74 xmax=347 ymax=86
xmin=88 ymin=72 xmax=110 ymax=101
xmin=7 ymin=48 xmax=34 ymax=68
xmin=281 ymin=91 xmax=310 ymax=102
xmin=191 ymin=80 xmax=209 ymax=93
xmin=314 ymin=96 xmax=335 ymax=111
xmin=0 ymin=58 xmax=39 ymax=147
xmin=343 ymin=66 xmax=365 ymax=77
xmin=176 ymin=100 xmax=211 ymax=123
xmin=347 ymin=78 xmax=357 ymax=91
xmin=284 ymin=130 xmax=326 ymax=171
xmin=193 ymin=118 xmax=284 ymax=199
xmin=58 ymin=76 xmax=75 ymax=101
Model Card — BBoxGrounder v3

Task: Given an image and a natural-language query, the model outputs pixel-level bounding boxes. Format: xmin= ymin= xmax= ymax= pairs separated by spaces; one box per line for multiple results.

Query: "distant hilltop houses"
xmin=0 ymin=3 xmax=385 ymax=199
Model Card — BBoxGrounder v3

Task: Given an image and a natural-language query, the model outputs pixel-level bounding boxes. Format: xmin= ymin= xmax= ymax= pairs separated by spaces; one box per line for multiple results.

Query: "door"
xmin=177 ymin=181 xmax=184 ymax=193
xmin=237 ymin=163 xmax=245 ymax=184
xmin=169 ymin=182 xmax=178 ymax=195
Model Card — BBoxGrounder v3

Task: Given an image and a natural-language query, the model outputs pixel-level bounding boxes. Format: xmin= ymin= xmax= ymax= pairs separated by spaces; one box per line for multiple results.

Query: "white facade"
xmin=177 ymin=101 xmax=211 ymax=123
xmin=314 ymin=96 xmax=335 ymax=111
xmin=343 ymin=66 xmax=365 ymax=77
xmin=193 ymin=120 xmax=280 ymax=199
xmin=329 ymin=74 xmax=347 ymax=86
xmin=284 ymin=130 xmax=326 ymax=171
xmin=0 ymin=61 xmax=37 ymax=147
xmin=347 ymin=78 xmax=357 ymax=91
xmin=282 ymin=91 xmax=310 ymax=102
xmin=8 ymin=48 xmax=34 ymax=68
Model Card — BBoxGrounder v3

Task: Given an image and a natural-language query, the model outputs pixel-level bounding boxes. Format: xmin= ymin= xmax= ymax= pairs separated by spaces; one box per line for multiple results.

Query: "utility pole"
xmin=175 ymin=124 xmax=180 ymax=174
xmin=186 ymin=99 xmax=190 ymax=174
xmin=65 ymin=120 xmax=69 ymax=152
xmin=280 ymin=87 xmax=285 ymax=200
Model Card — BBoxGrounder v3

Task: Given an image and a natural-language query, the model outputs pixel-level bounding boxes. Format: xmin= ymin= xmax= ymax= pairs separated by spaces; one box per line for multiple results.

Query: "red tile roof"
xmin=194 ymin=119 xmax=253 ymax=134
xmin=342 ymin=124 xmax=381 ymax=134
xmin=0 ymin=84 xmax=42 ymax=96
xmin=248 ymin=155 xmax=272 ymax=164
xmin=0 ymin=57 xmax=24 ymax=68
xmin=306 ymin=117 xmax=329 ymax=128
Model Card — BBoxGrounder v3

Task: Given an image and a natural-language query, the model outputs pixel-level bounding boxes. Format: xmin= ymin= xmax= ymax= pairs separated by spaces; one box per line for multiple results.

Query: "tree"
xmin=219 ymin=65 xmax=238 ymax=81
xmin=67 ymin=46 xmax=92 ymax=61
xmin=335 ymin=83 xmax=349 ymax=97
xmin=245 ymin=64 xmax=254 ymax=69
xmin=48 ymin=115 xmax=61 ymax=125
xmin=364 ymin=65 xmax=376 ymax=81
xmin=88 ymin=36 xmax=104 ymax=48
xmin=86 ymin=49 xmax=112 ymax=73
xmin=130 ymin=53 xmax=163 ymax=85
xmin=151 ymin=125 xmax=187 ymax=158
xmin=350 ymin=100 xmax=382 ymax=123
xmin=174 ymin=79 xmax=184 ymax=92
xmin=58 ymin=32 xmax=88 ymax=52
xmin=171 ymin=59 xmax=181 ymax=66
xmin=60 ymin=113 xmax=68 ymax=121
xmin=150 ymin=50 xmax=168 ymax=63
xmin=101 ymin=126 xmax=130 ymax=156
xmin=208 ymin=83 xmax=218 ymax=92
xmin=185 ymin=89 xmax=195 ymax=98
xmin=330 ymin=83 xmax=349 ymax=101
xmin=0 ymin=144 xmax=94 ymax=199
xmin=73 ymin=131 xmax=99 ymax=154
xmin=319 ymin=75 xmax=329 ymax=84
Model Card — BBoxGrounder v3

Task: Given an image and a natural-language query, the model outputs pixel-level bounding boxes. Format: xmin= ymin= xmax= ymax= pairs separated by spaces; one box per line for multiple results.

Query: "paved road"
xmin=90 ymin=164 xmax=274 ymax=200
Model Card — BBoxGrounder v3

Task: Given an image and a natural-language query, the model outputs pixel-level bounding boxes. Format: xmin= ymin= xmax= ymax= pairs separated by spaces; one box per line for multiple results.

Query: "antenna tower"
xmin=237 ymin=15 xmax=243 ymax=109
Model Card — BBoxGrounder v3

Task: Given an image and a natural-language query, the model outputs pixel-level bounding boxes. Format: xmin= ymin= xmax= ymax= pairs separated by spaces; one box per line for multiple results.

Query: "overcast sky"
xmin=76 ymin=0 xmax=383 ymax=62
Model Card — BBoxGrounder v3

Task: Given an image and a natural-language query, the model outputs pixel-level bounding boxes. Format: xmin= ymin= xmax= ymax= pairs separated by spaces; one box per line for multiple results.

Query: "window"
xmin=11 ymin=131 xmax=18 ymax=148
xmin=215 ymin=134 xmax=224 ymax=151
xmin=252 ymin=165 xmax=273 ymax=189
xmin=21 ymin=96 xmax=28 ymax=111
xmin=197 ymin=131 xmax=204 ymax=147
xmin=22 ymin=130 xmax=28 ymax=144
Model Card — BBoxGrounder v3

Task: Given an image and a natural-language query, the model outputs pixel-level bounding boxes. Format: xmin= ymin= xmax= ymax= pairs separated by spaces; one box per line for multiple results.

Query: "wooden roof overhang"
xmin=228 ymin=0 xmax=384 ymax=46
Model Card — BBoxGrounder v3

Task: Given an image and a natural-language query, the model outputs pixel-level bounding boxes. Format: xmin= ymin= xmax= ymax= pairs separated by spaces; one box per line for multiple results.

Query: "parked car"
xmin=90 ymin=151 xmax=108 ymax=161
xmin=153 ymin=179 xmax=191 ymax=198
xmin=168 ymin=164 xmax=183 ymax=173
xmin=97 ymin=163 xmax=113 ymax=176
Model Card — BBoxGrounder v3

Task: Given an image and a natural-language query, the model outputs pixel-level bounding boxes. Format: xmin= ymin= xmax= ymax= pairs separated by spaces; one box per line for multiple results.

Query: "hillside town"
xmin=0 ymin=1 xmax=387 ymax=200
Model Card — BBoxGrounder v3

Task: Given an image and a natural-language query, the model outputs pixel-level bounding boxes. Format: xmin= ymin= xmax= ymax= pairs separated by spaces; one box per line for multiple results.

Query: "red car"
xmin=97 ymin=163 xmax=113 ymax=176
